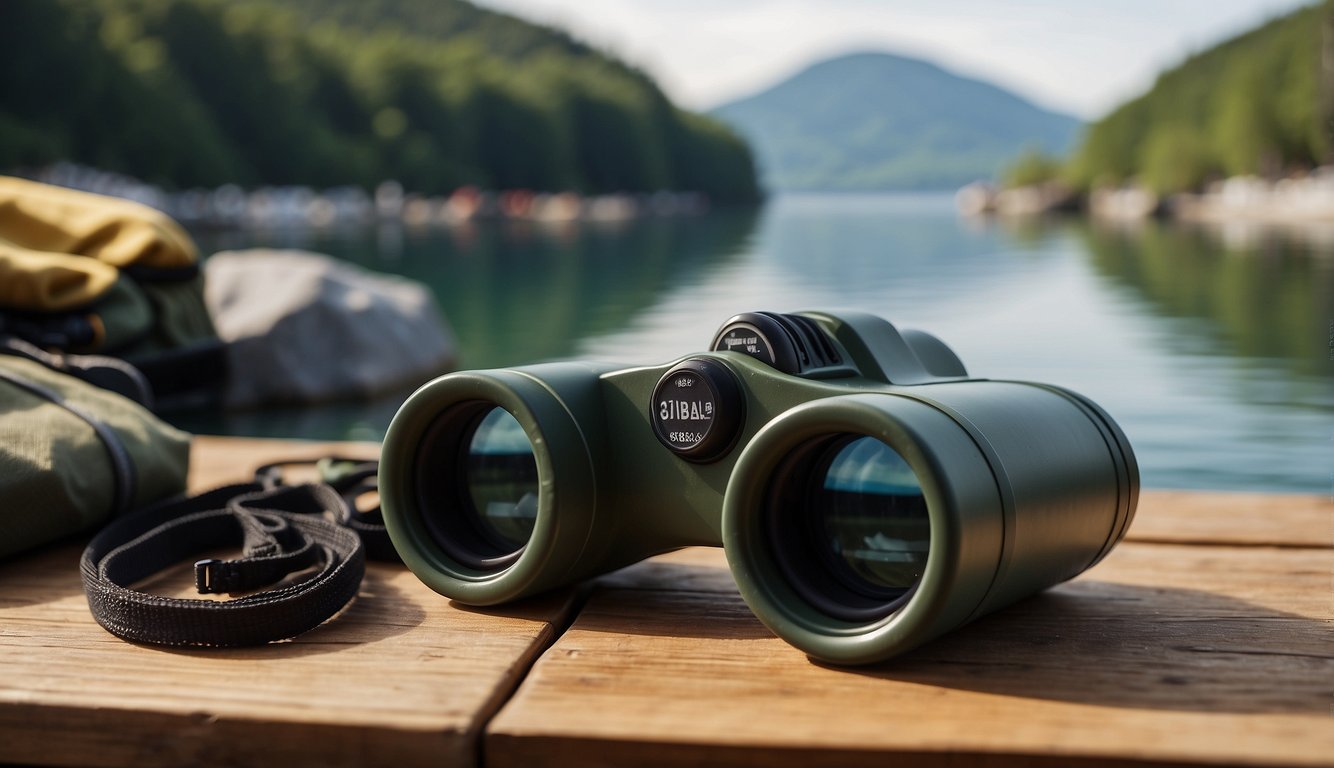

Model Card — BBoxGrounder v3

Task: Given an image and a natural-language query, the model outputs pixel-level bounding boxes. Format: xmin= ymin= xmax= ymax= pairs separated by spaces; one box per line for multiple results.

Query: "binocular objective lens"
xmin=416 ymin=402 xmax=540 ymax=570
xmin=769 ymin=435 xmax=929 ymax=621
xmin=817 ymin=437 xmax=928 ymax=597
xmin=464 ymin=408 xmax=539 ymax=551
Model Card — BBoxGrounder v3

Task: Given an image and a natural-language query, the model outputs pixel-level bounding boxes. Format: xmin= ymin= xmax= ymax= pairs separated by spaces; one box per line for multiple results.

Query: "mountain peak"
xmin=712 ymin=50 xmax=1080 ymax=191
xmin=800 ymin=49 xmax=949 ymax=72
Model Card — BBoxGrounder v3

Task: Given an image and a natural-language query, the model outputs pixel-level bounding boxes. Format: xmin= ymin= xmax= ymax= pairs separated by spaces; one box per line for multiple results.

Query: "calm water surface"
xmin=186 ymin=194 xmax=1333 ymax=494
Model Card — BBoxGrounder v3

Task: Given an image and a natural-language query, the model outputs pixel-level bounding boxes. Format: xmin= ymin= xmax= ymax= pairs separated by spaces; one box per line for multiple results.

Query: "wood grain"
xmin=185 ymin=435 xmax=382 ymax=491
xmin=0 ymin=436 xmax=575 ymax=768
xmin=1126 ymin=490 xmax=1330 ymax=549
xmin=3 ymin=436 xmax=1330 ymax=768
xmin=487 ymin=491 xmax=1334 ymax=768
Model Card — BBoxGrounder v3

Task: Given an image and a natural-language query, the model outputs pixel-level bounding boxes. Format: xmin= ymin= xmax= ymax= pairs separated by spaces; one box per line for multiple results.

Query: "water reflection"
xmin=1078 ymin=219 xmax=1333 ymax=378
xmin=185 ymin=196 xmax=1331 ymax=493
xmin=575 ymin=194 xmax=1064 ymax=361
xmin=178 ymin=212 xmax=758 ymax=440
xmin=195 ymin=210 xmax=759 ymax=369
xmin=762 ymin=193 xmax=1033 ymax=299
xmin=577 ymin=196 xmax=1331 ymax=494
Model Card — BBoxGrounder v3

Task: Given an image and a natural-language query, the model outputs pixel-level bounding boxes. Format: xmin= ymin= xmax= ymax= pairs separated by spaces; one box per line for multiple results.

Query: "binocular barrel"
xmin=380 ymin=312 xmax=1137 ymax=665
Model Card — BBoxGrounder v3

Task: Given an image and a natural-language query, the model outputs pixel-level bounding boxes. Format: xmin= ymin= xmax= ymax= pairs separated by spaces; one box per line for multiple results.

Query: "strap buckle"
xmin=194 ymin=559 xmax=238 ymax=594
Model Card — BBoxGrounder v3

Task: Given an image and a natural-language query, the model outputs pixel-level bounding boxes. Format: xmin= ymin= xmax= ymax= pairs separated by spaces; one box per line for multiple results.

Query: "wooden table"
xmin=1 ymin=436 xmax=1330 ymax=767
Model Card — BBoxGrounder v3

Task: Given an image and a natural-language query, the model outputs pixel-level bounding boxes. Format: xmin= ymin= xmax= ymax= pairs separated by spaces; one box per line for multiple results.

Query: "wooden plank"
xmin=487 ymin=493 xmax=1334 ymax=768
xmin=4 ymin=436 xmax=1330 ymax=767
xmin=1125 ymin=490 xmax=1330 ymax=549
xmin=185 ymin=435 xmax=382 ymax=492
xmin=0 ymin=436 xmax=576 ymax=768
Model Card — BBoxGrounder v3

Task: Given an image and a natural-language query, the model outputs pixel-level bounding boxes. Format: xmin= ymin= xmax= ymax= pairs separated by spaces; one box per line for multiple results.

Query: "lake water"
xmin=185 ymin=193 xmax=1333 ymax=494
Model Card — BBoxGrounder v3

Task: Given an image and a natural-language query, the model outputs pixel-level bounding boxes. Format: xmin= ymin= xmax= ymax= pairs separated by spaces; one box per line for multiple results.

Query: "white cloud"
xmin=473 ymin=0 xmax=1314 ymax=118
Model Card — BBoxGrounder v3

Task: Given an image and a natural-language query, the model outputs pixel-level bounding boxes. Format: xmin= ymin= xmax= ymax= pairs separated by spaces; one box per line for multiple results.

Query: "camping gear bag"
xmin=0 ymin=176 xmax=225 ymax=410
xmin=0 ymin=354 xmax=190 ymax=559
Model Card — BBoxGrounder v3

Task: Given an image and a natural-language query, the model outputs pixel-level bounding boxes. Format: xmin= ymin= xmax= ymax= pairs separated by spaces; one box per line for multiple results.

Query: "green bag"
xmin=0 ymin=355 xmax=189 ymax=559
xmin=0 ymin=176 xmax=224 ymax=410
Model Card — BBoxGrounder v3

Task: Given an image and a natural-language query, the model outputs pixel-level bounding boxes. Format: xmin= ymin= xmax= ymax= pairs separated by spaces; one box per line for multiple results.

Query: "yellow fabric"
xmin=0 ymin=176 xmax=199 ymax=311
xmin=0 ymin=245 xmax=119 ymax=311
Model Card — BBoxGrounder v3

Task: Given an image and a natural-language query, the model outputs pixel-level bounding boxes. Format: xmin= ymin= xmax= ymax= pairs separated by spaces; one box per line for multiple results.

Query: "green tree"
xmin=1063 ymin=3 xmax=1325 ymax=193
xmin=1140 ymin=125 xmax=1214 ymax=193
xmin=1001 ymin=148 xmax=1063 ymax=188
xmin=0 ymin=0 xmax=762 ymax=202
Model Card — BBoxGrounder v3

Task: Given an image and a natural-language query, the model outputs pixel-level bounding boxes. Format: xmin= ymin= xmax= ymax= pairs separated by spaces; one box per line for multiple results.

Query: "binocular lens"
xmin=819 ymin=436 xmax=929 ymax=594
xmin=416 ymin=402 xmax=540 ymax=570
xmin=770 ymin=435 xmax=929 ymax=621
xmin=465 ymin=408 xmax=539 ymax=551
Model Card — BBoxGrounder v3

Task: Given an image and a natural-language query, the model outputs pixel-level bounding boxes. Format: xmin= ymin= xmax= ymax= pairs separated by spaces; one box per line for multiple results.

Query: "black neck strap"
xmin=81 ymin=459 xmax=394 ymax=648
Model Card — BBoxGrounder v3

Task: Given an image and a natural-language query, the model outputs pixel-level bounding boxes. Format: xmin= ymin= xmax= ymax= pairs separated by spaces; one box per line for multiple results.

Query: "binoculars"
xmin=380 ymin=310 xmax=1138 ymax=665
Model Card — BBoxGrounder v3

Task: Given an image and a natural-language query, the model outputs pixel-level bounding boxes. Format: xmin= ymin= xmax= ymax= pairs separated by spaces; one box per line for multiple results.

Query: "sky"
xmin=472 ymin=0 xmax=1315 ymax=119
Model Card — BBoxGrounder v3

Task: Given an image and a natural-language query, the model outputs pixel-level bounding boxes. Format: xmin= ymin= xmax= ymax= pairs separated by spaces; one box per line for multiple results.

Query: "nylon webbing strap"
xmin=81 ymin=478 xmax=377 ymax=647
xmin=253 ymin=457 xmax=397 ymax=561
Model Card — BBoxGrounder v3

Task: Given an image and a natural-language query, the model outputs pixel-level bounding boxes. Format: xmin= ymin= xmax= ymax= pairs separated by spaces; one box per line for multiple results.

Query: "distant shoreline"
xmin=955 ymin=169 xmax=1334 ymax=226
xmin=16 ymin=163 xmax=724 ymax=231
xmin=20 ymin=161 xmax=1334 ymax=233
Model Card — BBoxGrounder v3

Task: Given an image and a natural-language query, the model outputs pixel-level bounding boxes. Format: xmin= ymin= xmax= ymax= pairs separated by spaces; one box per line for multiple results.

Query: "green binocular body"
xmin=380 ymin=310 xmax=1138 ymax=665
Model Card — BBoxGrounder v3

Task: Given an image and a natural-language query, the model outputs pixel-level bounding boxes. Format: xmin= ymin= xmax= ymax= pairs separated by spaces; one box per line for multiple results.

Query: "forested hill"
xmin=265 ymin=0 xmax=610 ymax=63
xmin=0 ymin=0 xmax=761 ymax=202
xmin=1066 ymin=2 xmax=1330 ymax=192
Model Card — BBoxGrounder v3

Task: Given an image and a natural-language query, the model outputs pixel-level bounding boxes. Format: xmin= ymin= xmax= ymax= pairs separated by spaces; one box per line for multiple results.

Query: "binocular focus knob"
xmin=650 ymin=358 xmax=744 ymax=463
xmin=710 ymin=311 xmax=842 ymax=375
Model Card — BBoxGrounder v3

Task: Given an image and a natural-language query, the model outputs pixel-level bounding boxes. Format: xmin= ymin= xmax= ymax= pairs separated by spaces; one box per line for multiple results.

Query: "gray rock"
xmin=205 ymin=249 xmax=456 ymax=408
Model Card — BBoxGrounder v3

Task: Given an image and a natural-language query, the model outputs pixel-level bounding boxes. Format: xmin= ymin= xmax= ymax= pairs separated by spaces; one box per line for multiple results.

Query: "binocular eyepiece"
xmin=380 ymin=311 xmax=1138 ymax=665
